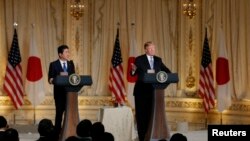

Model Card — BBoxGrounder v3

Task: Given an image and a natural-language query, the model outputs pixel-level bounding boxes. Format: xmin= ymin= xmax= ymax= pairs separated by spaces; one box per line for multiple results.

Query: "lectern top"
xmin=143 ymin=72 xmax=179 ymax=84
xmin=53 ymin=75 xmax=92 ymax=86
xmin=142 ymin=72 xmax=179 ymax=89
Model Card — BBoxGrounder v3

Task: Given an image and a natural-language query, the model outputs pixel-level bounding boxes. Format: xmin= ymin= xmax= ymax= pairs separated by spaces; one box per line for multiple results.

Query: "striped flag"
xmin=198 ymin=29 xmax=215 ymax=113
xmin=216 ymin=27 xmax=231 ymax=112
xmin=3 ymin=29 xmax=24 ymax=109
xmin=25 ymin=28 xmax=45 ymax=106
xmin=126 ymin=24 xmax=138 ymax=108
xmin=108 ymin=29 xmax=126 ymax=105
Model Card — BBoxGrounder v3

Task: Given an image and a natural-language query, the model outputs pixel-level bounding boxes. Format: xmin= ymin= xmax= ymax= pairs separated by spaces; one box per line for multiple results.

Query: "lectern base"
xmin=142 ymin=73 xmax=178 ymax=141
xmin=59 ymin=92 xmax=79 ymax=141
xmin=145 ymin=89 xmax=171 ymax=141
xmin=53 ymin=75 xmax=92 ymax=141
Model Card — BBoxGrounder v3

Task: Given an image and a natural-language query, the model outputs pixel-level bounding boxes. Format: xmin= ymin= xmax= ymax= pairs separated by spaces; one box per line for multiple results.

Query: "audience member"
xmin=0 ymin=116 xmax=114 ymax=141
xmin=0 ymin=115 xmax=8 ymax=140
xmin=37 ymin=118 xmax=56 ymax=141
xmin=101 ymin=132 xmax=114 ymax=141
xmin=169 ymin=133 xmax=187 ymax=141
xmin=4 ymin=128 xmax=19 ymax=141
xmin=91 ymin=122 xmax=105 ymax=141
xmin=65 ymin=136 xmax=80 ymax=141
xmin=76 ymin=119 xmax=92 ymax=141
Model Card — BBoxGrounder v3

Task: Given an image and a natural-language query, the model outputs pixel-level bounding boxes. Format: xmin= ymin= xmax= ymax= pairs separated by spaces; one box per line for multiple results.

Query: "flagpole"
xmin=116 ymin=21 xmax=120 ymax=107
xmin=13 ymin=113 xmax=16 ymax=125
xmin=31 ymin=23 xmax=36 ymax=125
xmin=205 ymin=113 xmax=208 ymax=129
xmin=220 ymin=112 xmax=223 ymax=125
xmin=13 ymin=22 xmax=18 ymax=125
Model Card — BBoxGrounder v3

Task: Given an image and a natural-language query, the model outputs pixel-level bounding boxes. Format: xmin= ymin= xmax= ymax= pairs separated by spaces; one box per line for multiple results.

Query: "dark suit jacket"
xmin=133 ymin=54 xmax=171 ymax=97
xmin=48 ymin=59 xmax=75 ymax=99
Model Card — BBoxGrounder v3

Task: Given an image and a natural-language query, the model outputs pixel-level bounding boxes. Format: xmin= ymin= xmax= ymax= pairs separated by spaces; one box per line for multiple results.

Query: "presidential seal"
xmin=69 ymin=74 xmax=81 ymax=86
xmin=156 ymin=71 xmax=168 ymax=83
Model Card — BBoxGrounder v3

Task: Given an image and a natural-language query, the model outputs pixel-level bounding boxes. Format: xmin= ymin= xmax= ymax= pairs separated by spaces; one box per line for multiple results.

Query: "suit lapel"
xmin=56 ymin=60 xmax=64 ymax=72
xmin=143 ymin=55 xmax=151 ymax=69
xmin=66 ymin=61 xmax=71 ymax=72
xmin=153 ymin=56 xmax=158 ymax=68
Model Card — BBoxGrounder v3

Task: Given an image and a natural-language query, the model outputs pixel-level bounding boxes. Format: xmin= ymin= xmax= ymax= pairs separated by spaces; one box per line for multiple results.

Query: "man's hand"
xmin=131 ymin=63 xmax=137 ymax=75
xmin=131 ymin=63 xmax=137 ymax=71
xmin=49 ymin=78 xmax=53 ymax=84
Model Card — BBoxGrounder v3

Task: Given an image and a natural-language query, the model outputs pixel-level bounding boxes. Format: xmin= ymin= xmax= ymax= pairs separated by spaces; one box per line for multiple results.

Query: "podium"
xmin=143 ymin=72 xmax=179 ymax=141
xmin=53 ymin=74 xmax=92 ymax=141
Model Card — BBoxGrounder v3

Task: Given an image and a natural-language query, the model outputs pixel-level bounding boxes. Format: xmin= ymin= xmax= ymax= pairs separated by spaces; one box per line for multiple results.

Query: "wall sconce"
xmin=183 ymin=0 xmax=197 ymax=19
xmin=70 ymin=0 xmax=85 ymax=20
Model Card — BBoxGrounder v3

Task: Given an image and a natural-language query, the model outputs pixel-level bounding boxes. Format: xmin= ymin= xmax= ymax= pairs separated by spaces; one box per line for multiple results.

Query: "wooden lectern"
xmin=53 ymin=74 xmax=92 ymax=141
xmin=143 ymin=72 xmax=179 ymax=141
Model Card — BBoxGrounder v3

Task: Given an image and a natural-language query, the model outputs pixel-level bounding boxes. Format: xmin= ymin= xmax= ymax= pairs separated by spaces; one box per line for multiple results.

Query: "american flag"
xmin=3 ymin=29 xmax=24 ymax=109
xmin=198 ymin=29 xmax=215 ymax=113
xmin=108 ymin=29 xmax=126 ymax=104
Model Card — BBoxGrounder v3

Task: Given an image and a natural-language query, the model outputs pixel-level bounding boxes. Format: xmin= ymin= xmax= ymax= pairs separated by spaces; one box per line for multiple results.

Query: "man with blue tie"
xmin=48 ymin=45 xmax=75 ymax=140
xmin=131 ymin=41 xmax=171 ymax=141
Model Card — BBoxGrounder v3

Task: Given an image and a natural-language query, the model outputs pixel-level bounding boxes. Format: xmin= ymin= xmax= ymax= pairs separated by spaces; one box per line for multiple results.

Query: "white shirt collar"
xmin=60 ymin=59 xmax=67 ymax=63
xmin=146 ymin=55 xmax=154 ymax=60
xmin=59 ymin=60 xmax=67 ymax=67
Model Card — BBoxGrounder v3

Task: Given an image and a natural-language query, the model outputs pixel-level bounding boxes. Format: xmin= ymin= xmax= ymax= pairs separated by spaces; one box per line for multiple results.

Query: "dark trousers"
xmin=54 ymin=94 xmax=66 ymax=137
xmin=135 ymin=94 xmax=153 ymax=141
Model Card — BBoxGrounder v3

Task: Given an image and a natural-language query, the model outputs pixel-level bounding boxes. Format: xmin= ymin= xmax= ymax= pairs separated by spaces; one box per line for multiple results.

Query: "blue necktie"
xmin=63 ymin=62 xmax=67 ymax=72
xmin=150 ymin=56 xmax=154 ymax=69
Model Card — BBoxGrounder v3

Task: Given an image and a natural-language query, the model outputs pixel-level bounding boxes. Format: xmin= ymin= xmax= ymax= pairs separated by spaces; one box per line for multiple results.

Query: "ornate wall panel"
xmin=1 ymin=96 xmax=250 ymax=131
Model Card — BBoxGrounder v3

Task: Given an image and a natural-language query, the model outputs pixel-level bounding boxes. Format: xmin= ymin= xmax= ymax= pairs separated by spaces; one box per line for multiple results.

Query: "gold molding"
xmin=1 ymin=96 xmax=250 ymax=114
xmin=1 ymin=96 xmax=250 ymax=127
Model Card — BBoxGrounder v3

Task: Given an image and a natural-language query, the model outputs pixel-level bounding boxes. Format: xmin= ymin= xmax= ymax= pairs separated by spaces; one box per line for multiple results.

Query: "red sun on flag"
xmin=26 ymin=56 xmax=43 ymax=82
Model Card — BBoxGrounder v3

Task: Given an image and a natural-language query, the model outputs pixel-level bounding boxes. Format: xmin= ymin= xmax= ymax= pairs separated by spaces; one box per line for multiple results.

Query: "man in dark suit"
xmin=48 ymin=45 xmax=75 ymax=139
xmin=131 ymin=41 xmax=171 ymax=141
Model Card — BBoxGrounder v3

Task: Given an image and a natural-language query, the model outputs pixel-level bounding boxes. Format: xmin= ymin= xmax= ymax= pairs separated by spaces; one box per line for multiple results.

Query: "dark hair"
xmin=91 ymin=122 xmax=105 ymax=140
xmin=65 ymin=136 xmax=80 ymax=141
xmin=76 ymin=119 xmax=92 ymax=137
xmin=102 ymin=132 xmax=114 ymax=141
xmin=0 ymin=116 xmax=7 ymax=128
xmin=170 ymin=133 xmax=187 ymax=141
xmin=144 ymin=41 xmax=154 ymax=49
xmin=57 ymin=44 xmax=69 ymax=54
xmin=4 ymin=128 xmax=19 ymax=141
xmin=38 ymin=118 xmax=54 ymax=137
